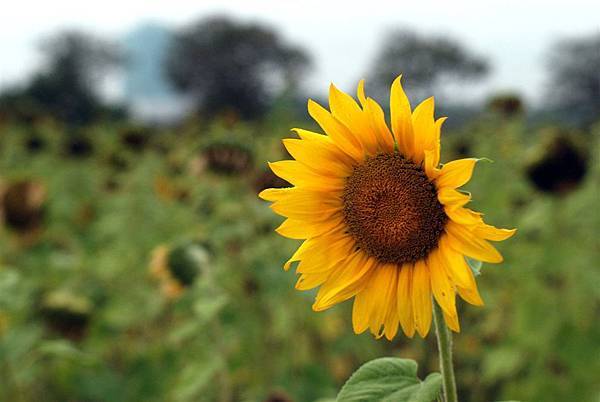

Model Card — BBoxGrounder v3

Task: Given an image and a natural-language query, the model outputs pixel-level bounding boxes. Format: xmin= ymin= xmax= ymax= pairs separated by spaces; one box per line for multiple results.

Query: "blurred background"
xmin=0 ymin=1 xmax=599 ymax=401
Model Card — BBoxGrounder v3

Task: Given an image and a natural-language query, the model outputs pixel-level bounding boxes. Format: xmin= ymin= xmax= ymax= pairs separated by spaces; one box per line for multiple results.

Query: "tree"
xmin=544 ymin=33 xmax=600 ymax=128
xmin=165 ymin=16 xmax=311 ymax=120
xmin=367 ymin=29 xmax=489 ymax=103
xmin=0 ymin=30 xmax=121 ymax=125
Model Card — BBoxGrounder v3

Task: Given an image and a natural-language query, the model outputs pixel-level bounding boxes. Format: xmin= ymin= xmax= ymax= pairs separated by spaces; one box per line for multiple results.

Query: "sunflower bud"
xmin=487 ymin=93 xmax=524 ymax=117
xmin=120 ymin=126 xmax=150 ymax=152
xmin=1 ymin=179 xmax=46 ymax=235
xmin=203 ymin=140 xmax=253 ymax=175
xmin=526 ymin=131 xmax=587 ymax=195
xmin=64 ymin=135 xmax=94 ymax=158
xmin=39 ymin=290 xmax=92 ymax=341
xmin=150 ymin=241 xmax=210 ymax=299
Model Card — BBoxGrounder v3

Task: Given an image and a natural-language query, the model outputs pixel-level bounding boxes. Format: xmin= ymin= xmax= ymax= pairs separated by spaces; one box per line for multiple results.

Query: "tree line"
xmin=0 ymin=15 xmax=598 ymax=127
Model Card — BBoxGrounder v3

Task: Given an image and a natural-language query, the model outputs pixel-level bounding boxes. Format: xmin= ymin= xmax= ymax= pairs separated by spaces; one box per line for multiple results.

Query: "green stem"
xmin=433 ymin=301 xmax=458 ymax=402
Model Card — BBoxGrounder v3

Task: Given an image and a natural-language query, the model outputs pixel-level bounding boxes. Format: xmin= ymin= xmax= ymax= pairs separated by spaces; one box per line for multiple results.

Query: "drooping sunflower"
xmin=259 ymin=77 xmax=516 ymax=339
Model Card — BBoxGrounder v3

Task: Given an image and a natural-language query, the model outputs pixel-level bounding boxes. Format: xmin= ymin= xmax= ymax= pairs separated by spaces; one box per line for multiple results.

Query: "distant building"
xmin=123 ymin=22 xmax=191 ymax=124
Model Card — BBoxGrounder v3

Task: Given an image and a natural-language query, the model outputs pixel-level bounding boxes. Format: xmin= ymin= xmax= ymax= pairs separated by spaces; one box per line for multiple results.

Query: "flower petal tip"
xmin=392 ymin=74 xmax=404 ymax=85
xmin=257 ymin=188 xmax=272 ymax=201
xmin=357 ymin=79 xmax=367 ymax=105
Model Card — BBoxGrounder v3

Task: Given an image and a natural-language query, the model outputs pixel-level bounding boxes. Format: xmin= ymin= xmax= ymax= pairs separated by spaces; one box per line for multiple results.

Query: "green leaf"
xmin=336 ymin=358 xmax=442 ymax=402
xmin=466 ymin=257 xmax=483 ymax=276
xmin=193 ymin=293 xmax=228 ymax=322
xmin=172 ymin=357 xmax=223 ymax=401
xmin=482 ymin=347 xmax=524 ymax=382
xmin=36 ymin=340 xmax=92 ymax=364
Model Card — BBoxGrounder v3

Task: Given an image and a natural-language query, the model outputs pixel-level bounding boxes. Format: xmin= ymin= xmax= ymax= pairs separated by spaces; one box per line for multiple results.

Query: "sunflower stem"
xmin=433 ymin=301 xmax=458 ymax=402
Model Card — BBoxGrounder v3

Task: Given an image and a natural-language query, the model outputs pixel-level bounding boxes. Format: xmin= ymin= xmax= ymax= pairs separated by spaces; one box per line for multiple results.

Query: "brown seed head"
xmin=343 ymin=153 xmax=447 ymax=264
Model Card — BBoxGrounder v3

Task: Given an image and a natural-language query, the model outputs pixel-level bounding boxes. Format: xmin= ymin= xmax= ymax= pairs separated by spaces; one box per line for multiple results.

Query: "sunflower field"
xmin=0 ymin=102 xmax=598 ymax=402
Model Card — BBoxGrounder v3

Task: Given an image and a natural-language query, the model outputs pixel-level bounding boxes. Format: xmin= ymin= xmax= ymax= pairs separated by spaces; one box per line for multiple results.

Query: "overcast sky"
xmin=1 ymin=0 xmax=599 ymax=105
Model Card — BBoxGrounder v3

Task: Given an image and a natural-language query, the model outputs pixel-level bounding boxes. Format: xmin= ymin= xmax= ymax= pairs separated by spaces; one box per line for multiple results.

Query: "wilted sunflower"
xmin=259 ymin=77 xmax=516 ymax=339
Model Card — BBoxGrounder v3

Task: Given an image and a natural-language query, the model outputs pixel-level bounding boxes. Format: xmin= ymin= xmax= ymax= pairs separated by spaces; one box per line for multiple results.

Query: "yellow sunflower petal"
xmin=364 ymin=97 xmax=395 ymax=153
xmin=412 ymin=259 xmax=433 ymax=337
xmin=438 ymin=235 xmax=472 ymax=289
xmin=456 ymin=267 xmax=484 ymax=306
xmin=446 ymin=221 xmax=503 ymax=263
xmin=282 ymin=138 xmax=351 ymax=177
xmin=295 ymin=233 xmax=351 ymax=286
xmin=292 ymin=128 xmax=353 ymax=162
xmin=443 ymin=309 xmax=460 ymax=332
xmin=367 ymin=263 xmax=398 ymax=338
xmin=445 ymin=206 xmax=484 ymax=226
xmin=275 ymin=219 xmax=308 ymax=240
xmin=275 ymin=215 xmax=344 ymax=240
xmin=307 ymin=99 xmax=364 ymax=161
xmin=429 ymin=117 xmax=447 ymax=167
xmin=357 ymin=79 xmax=367 ymax=106
xmin=284 ymin=239 xmax=312 ymax=271
xmin=411 ymin=96 xmax=435 ymax=164
xmin=270 ymin=189 xmax=341 ymax=220
xmin=397 ymin=263 xmax=416 ymax=338
xmin=352 ymin=287 xmax=371 ymax=334
xmin=383 ymin=269 xmax=400 ymax=340
xmin=428 ymin=249 xmax=457 ymax=318
xmin=329 ymin=84 xmax=378 ymax=155
xmin=390 ymin=76 xmax=414 ymax=157
xmin=268 ymin=160 xmax=346 ymax=191
xmin=313 ymin=252 xmax=376 ymax=311
xmin=474 ymin=224 xmax=517 ymax=241
xmin=438 ymin=187 xmax=471 ymax=209
xmin=292 ymin=127 xmax=331 ymax=142
xmin=436 ymin=158 xmax=478 ymax=189
xmin=295 ymin=270 xmax=332 ymax=290
xmin=296 ymin=234 xmax=356 ymax=274
xmin=294 ymin=127 xmax=366 ymax=168
xmin=258 ymin=187 xmax=293 ymax=202
xmin=383 ymin=312 xmax=400 ymax=340
xmin=424 ymin=149 xmax=441 ymax=179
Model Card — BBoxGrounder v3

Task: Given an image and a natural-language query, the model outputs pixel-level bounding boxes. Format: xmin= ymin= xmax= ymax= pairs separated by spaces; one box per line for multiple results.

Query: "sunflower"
xmin=150 ymin=245 xmax=185 ymax=299
xmin=259 ymin=77 xmax=516 ymax=339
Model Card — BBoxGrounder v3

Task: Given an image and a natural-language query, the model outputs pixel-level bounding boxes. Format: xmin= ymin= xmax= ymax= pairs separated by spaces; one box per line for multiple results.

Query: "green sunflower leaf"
xmin=336 ymin=357 xmax=442 ymax=402
xmin=466 ymin=257 xmax=483 ymax=276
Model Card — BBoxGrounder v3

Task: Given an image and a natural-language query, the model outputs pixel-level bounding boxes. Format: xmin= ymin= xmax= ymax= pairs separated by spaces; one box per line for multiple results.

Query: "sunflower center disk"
xmin=342 ymin=153 xmax=447 ymax=264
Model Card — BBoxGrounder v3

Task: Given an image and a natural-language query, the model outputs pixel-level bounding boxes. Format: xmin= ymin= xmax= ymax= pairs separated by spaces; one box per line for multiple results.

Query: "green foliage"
xmin=337 ymin=358 xmax=441 ymax=402
xmin=0 ymin=115 xmax=598 ymax=401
